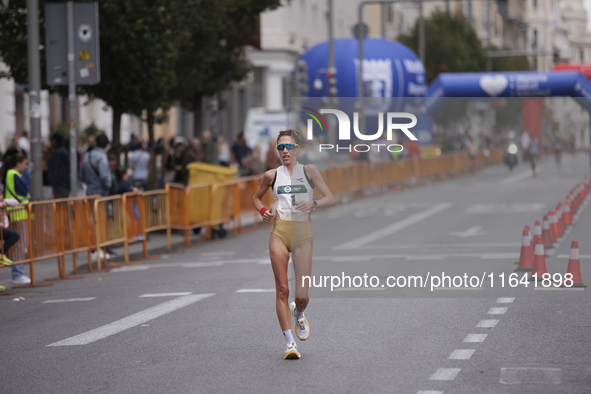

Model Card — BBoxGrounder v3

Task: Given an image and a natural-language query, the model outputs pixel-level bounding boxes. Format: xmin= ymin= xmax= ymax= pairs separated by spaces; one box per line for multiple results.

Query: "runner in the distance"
xmin=253 ymin=129 xmax=335 ymax=359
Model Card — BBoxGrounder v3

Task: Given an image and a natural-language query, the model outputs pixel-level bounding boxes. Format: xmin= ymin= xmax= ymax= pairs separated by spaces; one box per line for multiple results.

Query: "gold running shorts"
xmin=271 ymin=218 xmax=313 ymax=252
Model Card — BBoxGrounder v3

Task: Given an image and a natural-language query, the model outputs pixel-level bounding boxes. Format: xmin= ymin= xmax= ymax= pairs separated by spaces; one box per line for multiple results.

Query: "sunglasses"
xmin=276 ymin=143 xmax=299 ymax=151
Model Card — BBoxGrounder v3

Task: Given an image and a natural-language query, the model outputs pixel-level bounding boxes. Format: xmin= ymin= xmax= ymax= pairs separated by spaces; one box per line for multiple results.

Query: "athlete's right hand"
xmin=262 ymin=209 xmax=274 ymax=223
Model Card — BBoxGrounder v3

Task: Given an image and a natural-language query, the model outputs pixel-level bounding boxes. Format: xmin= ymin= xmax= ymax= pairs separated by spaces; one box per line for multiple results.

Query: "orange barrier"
xmin=234 ymin=176 xmax=261 ymax=232
xmin=122 ymin=192 xmax=149 ymax=261
xmin=28 ymin=200 xmax=84 ymax=283
xmin=94 ymin=195 xmax=127 ymax=270
xmin=55 ymin=196 xmax=99 ymax=275
xmin=208 ymin=180 xmax=236 ymax=239
xmin=0 ymin=205 xmax=51 ymax=288
xmin=167 ymin=182 xmax=211 ymax=247
xmin=143 ymin=189 xmax=169 ymax=235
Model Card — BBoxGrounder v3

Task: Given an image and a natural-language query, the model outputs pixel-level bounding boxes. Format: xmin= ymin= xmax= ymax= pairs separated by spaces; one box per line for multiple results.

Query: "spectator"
xmin=127 ymin=134 xmax=139 ymax=152
xmin=18 ymin=131 xmax=30 ymax=153
xmin=116 ymin=167 xmax=139 ymax=194
xmin=243 ymin=143 xmax=265 ymax=175
xmin=42 ymin=146 xmax=53 ymax=200
xmin=218 ymin=136 xmax=231 ymax=167
xmin=128 ymin=144 xmax=149 ymax=190
xmin=163 ymin=137 xmax=178 ymax=184
xmin=232 ymin=132 xmax=252 ymax=176
xmin=191 ymin=138 xmax=204 ymax=162
xmin=2 ymin=153 xmax=31 ymax=285
xmin=173 ymin=140 xmax=199 ymax=185
xmin=86 ymin=135 xmax=97 ymax=152
xmin=108 ymin=154 xmax=124 ymax=196
xmin=0 ymin=194 xmax=21 ymax=288
xmin=201 ymin=131 xmax=217 ymax=164
xmin=47 ymin=133 xmax=71 ymax=198
xmin=265 ymin=140 xmax=281 ymax=170
xmin=79 ymin=134 xmax=111 ymax=196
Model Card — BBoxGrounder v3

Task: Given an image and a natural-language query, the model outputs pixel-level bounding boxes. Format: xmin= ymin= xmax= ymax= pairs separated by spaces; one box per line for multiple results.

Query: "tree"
xmin=398 ymin=11 xmax=487 ymax=76
xmin=171 ymin=0 xmax=282 ymax=138
xmin=0 ymin=0 xmax=191 ymax=149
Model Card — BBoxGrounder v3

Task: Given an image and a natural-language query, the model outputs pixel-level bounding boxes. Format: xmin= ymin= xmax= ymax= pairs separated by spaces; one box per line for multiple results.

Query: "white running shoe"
xmin=11 ymin=275 xmax=31 ymax=285
xmin=289 ymin=301 xmax=310 ymax=341
xmin=284 ymin=341 xmax=301 ymax=360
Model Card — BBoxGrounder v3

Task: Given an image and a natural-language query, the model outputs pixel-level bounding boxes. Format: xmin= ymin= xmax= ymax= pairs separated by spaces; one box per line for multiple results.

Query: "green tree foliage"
xmin=398 ymin=11 xmax=487 ymax=74
xmin=0 ymin=0 xmax=281 ymax=146
xmin=398 ymin=11 xmax=530 ymax=74
xmin=172 ymin=0 xmax=281 ymax=137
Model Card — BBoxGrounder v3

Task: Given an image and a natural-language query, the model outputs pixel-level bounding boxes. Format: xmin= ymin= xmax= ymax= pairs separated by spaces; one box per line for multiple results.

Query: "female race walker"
xmin=253 ymin=129 xmax=335 ymax=359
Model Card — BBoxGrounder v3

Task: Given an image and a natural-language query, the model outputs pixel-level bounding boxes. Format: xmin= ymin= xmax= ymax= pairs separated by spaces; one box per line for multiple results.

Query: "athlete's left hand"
xmin=295 ymin=201 xmax=314 ymax=212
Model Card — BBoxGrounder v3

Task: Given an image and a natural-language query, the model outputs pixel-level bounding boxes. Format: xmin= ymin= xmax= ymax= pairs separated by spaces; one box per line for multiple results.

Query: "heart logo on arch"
xmin=479 ymin=75 xmax=508 ymax=97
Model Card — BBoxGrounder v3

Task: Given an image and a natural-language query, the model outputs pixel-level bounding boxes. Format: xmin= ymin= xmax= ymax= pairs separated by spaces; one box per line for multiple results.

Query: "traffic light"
xmin=296 ymin=60 xmax=309 ymax=96
xmin=327 ymin=67 xmax=337 ymax=97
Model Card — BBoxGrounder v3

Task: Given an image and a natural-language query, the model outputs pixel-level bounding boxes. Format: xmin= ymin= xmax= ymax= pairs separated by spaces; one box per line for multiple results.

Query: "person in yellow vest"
xmin=2 ymin=153 xmax=31 ymax=285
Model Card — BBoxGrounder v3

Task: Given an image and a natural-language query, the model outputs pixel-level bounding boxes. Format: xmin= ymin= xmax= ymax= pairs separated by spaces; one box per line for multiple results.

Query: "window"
xmin=532 ymin=29 xmax=538 ymax=50
xmin=581 ymin=49 xmax=585 ymax=62
xmin=533 ymin=0 xmax=537 ymax=11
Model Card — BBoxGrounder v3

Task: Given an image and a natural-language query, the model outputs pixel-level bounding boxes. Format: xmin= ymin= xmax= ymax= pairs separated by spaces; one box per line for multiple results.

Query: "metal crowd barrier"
xmin=0 ymin=205 xmax=51 ymax=288
xmin=94 ymin=195 xmax=126 ymax=270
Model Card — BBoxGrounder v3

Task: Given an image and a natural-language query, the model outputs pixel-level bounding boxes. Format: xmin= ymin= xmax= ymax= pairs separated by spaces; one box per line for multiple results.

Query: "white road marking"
xmin=500 ymin=367 xmax=561 ymax=384
xmin=477 ymin=319 xmax=498 ymax=328
xmin=430 ymin=368 xmax=461 ymax=381
xmin=139 ymin=292 xmax=192 ymax=298
xmin=46 ymin=294 xmax=213 ymax=346
xmin=43 ymin=297 xmax=96 ymax=303
xmin=488 ymin=307 xmax=508 ymax=315
xmin=497 ymin=297 xmax=515 ymax=303
xmin=499 ymin=168 xmax=542 ymax=185
xmin=434 ymin=287 xmax=482 ymax=291
xmin=236 ymin=289 xmax=275 ymax=293
xmin=334 ymin=203 xmax=451 ymax=250
xmin=417 ymin=391 xmax=443 ymax=394
xmin=449 ymin=349 xmax=475 ymax=360
xmin=464 ymin=334 xmax=487 ymax=343
xmin=450 ymin=226 xmax=487 ymax=237
xmin=110 ymin=266 xmax=150 ymax=273
xmin=557 ymin=254 xmax=591 ymax=259
xmin=333 ymin=287 xmax=386 ymax=291
xmin=406 ymin=255 xmax=445 ymax=260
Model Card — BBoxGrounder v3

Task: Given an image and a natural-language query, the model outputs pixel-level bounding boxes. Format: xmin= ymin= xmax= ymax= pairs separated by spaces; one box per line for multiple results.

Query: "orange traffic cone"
xmin=564 ymin=200 xmax=572 ymax=226
xmin=542 ymin=215 xmax=553 ymax=248
xmin=533 ymin=220 xmax=542 ymax=236
xmin=516 ymin=228 xmax=533 ymax=272
xmin=564 ymin=240 xmax=586 ymax=287
xmin=526 ymin=225 xmax=533 ymax=258
xmin=552 ymin=210 xmax=561 ymax=238
xmin=556 ymin=203 xmax=564 ymax=234
xmin=548 ymin=211 xmax=556 ymax=242
xmin=530 ymin=235 xmax=548 ymax=281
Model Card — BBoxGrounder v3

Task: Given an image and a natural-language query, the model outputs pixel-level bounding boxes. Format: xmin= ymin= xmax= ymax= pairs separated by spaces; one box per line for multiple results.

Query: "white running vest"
xmin=273 ymin=163 xmax=314 ymax=222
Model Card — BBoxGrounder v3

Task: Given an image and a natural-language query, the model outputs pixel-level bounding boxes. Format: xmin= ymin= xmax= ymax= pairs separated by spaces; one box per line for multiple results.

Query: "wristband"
xmin=260 ymin=207 xmax=268 ymax=217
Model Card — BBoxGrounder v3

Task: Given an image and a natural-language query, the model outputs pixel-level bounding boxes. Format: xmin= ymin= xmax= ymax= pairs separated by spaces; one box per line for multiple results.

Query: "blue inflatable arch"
xmin=424 ymin=70 xmax=591 ymax=167
xmin=425 ymin=70 xmax=591 ymax=115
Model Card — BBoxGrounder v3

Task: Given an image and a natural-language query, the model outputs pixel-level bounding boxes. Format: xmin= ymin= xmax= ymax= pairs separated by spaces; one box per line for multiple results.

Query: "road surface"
xmin=2 ymin=154 xmax=591 ymax=393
